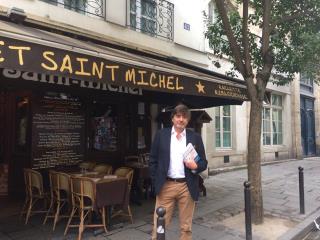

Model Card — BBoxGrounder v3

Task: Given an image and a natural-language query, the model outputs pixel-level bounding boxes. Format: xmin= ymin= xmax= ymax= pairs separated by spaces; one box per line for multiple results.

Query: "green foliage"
xmin=205 ymin=0 xmax=320 ymax=85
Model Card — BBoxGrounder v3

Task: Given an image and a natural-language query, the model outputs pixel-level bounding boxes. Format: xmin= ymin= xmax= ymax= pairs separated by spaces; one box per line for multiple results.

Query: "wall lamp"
xmin=7 ymin=7 xmax=27 ymax=23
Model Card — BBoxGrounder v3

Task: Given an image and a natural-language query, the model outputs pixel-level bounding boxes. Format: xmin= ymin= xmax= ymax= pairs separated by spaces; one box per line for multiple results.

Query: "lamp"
xmin=7 ymin=7 xmax=27 ymax=23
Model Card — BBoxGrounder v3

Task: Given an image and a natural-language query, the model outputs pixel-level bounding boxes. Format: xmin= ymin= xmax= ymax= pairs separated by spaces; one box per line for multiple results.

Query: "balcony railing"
xmin=41 ymin=0 xmax=104 ymax=18
xmin=129 ymin=0 xmax=174 ymax=41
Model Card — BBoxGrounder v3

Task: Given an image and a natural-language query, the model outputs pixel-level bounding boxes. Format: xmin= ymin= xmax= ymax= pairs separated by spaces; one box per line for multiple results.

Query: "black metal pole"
xmin=156 ymin=207 xmax=166 ymax=240
xmin=244 ymin=181 xmax=252 ymax=240
xmin=299 ymin=166 xmax=305 ymax=214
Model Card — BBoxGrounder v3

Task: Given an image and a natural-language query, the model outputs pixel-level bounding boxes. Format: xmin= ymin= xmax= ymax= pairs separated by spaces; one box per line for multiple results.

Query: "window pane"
xmin=215 ymin=132 xmax=221 ymax=147
xmin=273 ymin=133 xmax=278 ymax=145
xmin=142 ymin=0 xmax=156 ymax=17
xmin=223 ymin=132 xmax=231 ymax=147
xmin=264 ymin=133 xmax=271 ymax=145
xmin=130 ymin=0 xmax=136 ymax=12
xmin=223 ymin=106 xmax=230 ymax=116
xmin=223 ymin=117 xmax=231 ymax=131
xmin=272 ymin=95 xmax=282 ymax=107
xmin=278 ymin=133 xmax=283 ymax=144
xmin=278 ymin=122 xmax=282 ymax=133
xmin=278 ymin=96 xmax=282 ymax=106
xmin=215 ymin=107 xmax=220 ymax=116
xmin=264 ymin=120 xmax=270 ymax=132
xmin=130 ymin=13 xmax=137 ymax=28
xmin=272 ymin=121 xmax=277 ymax=133
xmin=264 ymin=108 xmax=270 ymax=120
xmin=271 ymin=95 xmax=277 ymax=106
xmin=92 ymin=104 xmax=118 ymax=151
xmin=278 ymin=110 xmax=282 ymax=121
xmin=272 ymin=109 xmax=278 ymax=121
xmin=215 ymin=116 xmax=220 ymax=130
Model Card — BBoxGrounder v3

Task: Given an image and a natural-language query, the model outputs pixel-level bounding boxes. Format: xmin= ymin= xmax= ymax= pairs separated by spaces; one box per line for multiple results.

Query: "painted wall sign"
xmin=0 ymin=36 xmax=248 ymax=101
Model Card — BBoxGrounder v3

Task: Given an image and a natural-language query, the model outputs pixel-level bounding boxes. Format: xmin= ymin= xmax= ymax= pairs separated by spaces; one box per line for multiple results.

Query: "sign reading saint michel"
xmin=0 ymin=36 xmax=247 ymax=101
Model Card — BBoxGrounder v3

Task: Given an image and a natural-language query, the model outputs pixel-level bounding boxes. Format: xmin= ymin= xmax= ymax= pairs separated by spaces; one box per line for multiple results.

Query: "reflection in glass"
xmin=16 ymin=96 xmax=29 ymax=149
xmin=91 ymin=104 xmax=117 ymax=151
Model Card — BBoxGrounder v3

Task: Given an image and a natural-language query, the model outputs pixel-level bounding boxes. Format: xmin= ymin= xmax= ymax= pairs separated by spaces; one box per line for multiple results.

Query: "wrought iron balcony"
xmin=129 ymin=0 xmax=174 ymax=41
xmin=41 ymin=0 xmax=104 ymax=18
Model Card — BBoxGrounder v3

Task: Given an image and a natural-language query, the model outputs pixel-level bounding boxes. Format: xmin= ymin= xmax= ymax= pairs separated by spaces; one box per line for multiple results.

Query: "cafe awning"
xmin=0 ymin=19 xmax=248 ymax=108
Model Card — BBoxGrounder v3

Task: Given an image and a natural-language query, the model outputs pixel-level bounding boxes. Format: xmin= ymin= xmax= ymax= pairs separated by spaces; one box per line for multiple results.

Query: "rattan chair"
xmin=111 ymin=167 xmax=134 ymax=223
xmin=93 ymin=164 xmax=113 ymax=175
xmin=79 ymin=161 xmax=96 ymax=172
xmin=64 ymin=176 xmax=107 ymax=240
xmin=21 ymin=168 xmax=49 ymax=224
xmin=43 ymin=171 xmax=71 ymax=231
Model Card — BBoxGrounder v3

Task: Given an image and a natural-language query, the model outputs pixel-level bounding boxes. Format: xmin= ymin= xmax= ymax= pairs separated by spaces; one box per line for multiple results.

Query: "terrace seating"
xmin=111 ymin=167 xmax=134 ymax=223
xmin=21 ymin=168 xmax=49 ymax=224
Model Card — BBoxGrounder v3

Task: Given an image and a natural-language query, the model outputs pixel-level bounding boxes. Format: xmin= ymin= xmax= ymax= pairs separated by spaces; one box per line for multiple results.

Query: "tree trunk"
xmin=247 ymin=98 xmax=264 ymax=224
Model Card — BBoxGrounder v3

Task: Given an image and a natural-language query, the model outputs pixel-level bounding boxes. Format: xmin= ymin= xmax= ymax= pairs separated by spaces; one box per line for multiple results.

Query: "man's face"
xmin=172 ymin=112 xmax=189 ymax=132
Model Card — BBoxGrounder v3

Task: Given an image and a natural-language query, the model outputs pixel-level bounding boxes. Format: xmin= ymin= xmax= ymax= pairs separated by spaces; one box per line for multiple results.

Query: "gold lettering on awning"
xmin=0 ymin=40 xmax=4 ymax=63
xmin=41 ymin=51 xmax=58 ymax=70
xmin=8 ymin=46 xmax=31 ymax=65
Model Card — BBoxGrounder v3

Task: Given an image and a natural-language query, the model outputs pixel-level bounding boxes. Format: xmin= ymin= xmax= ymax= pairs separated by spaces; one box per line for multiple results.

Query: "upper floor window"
xmin=215 ymin=105 xmax=232 ymax=148
xmin=262 ymin=94 xmax=283 ymax=146
xmin=208 ymin=1 xmax=217 ymax=24
xmin=300 ymin=73 xmax=313 ymax=94
xmin=41 ymin=0 xmax=104 ymax=18
xmin=129 ymin=0 xmax=174 ymax=41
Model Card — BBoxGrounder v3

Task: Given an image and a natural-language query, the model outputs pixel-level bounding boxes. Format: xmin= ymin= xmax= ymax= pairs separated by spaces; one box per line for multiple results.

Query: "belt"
xmin=166 ymin=177 xmax=186 ymax=183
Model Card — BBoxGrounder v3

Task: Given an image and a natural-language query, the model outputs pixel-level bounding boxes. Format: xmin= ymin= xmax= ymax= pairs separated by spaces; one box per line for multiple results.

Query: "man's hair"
xmin=171 ymin=104 xmax=191 ymax=120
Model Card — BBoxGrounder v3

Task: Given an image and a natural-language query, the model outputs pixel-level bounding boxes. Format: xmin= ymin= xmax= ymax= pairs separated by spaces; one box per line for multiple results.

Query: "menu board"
xmin=32 ymin=94 xmax=85 ymax=169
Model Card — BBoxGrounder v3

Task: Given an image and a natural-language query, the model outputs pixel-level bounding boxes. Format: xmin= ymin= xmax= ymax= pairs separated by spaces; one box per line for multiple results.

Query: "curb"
xmin=277 ymin=209 xmax=320 ymax=240
xmin=209 ymin=158 xmax=295 ymax=175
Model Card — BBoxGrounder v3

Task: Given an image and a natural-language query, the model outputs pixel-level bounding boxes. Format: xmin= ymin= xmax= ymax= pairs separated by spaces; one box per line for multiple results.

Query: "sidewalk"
xmin=1 ymin=157 xmax=320 ymax=239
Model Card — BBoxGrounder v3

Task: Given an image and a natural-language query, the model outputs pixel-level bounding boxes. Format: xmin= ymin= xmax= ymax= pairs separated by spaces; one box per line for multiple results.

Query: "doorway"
xmin=300 ymin=96 xmax=316 ymax=156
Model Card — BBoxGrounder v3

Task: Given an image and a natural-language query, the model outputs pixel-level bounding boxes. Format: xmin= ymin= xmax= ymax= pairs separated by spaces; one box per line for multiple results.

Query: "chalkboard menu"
xmin=32 ymin=93 xmax=85 ymax=169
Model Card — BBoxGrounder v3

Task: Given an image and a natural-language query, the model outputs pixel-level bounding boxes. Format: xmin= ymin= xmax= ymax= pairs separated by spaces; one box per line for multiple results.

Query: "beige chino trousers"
xmin=152 ymin=181 xmax=195 ymax=240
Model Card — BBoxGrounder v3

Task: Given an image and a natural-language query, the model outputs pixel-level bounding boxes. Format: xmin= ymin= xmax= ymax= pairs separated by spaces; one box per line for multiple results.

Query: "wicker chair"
xmin=93 ymin=164 xmax=113 ymax=175
xmin=21 ymin=168 xmax=49 ymax=224
xmin=111 ymin=167 xmax=134 ymax=223
xmin=64 ymin=176 xmax=107 ymax=240
xmin=43 ymin=171 xmax=71 ymax=231
xmin=79 ymin=161 xmax=96 ymax=172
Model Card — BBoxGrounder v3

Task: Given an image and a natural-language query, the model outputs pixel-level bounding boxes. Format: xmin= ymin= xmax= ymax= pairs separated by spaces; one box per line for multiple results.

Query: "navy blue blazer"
xmin=149 ymin=128 xmax=207 ymax=201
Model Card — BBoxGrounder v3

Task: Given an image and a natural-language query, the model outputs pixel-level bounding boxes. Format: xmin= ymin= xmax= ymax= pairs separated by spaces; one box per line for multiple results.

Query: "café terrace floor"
xmin=0 ymin=195 xmax=156 ymax=240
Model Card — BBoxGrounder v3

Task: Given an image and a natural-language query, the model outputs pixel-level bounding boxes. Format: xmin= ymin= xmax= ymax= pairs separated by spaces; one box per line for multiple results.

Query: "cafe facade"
xmin=0 ymin=19 xmax=248 ymax=197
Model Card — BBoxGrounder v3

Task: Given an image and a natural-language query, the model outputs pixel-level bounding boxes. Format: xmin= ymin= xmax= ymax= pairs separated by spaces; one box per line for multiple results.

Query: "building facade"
xmin=0 ymin=0 xmax=318 ymax=196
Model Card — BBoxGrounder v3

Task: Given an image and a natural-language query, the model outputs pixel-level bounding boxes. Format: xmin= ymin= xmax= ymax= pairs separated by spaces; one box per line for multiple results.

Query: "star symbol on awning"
xmin=195 ymin=81 xmax=205 ymax=93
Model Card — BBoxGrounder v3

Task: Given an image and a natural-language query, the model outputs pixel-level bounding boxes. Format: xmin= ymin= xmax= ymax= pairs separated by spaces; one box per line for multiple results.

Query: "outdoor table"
xmin=63 ymin=171 xmax=130 ymax=227
xmin=125 ymin=162 xmax=151 ymax=204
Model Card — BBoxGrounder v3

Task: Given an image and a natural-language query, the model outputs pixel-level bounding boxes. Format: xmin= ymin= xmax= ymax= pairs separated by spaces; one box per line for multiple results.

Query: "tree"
xmin=205 ymin=0 xmax=320 ymax=224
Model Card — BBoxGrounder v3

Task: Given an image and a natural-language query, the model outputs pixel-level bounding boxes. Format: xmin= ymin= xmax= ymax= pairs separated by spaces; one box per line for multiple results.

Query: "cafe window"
xmin=15 ymin=96 xmax=30 ymax=152
xmin=215 ymin=105 xmax=232 ymax=148
xmin=90 ymin=103 xmax=118 ymax=152
xmin=137 ymin=102 xmax=147 ymax=150
xmin=125 ymin=102 xmax=149 ymax=152
xmin=262 ymin=94 xmax=283 ymax=145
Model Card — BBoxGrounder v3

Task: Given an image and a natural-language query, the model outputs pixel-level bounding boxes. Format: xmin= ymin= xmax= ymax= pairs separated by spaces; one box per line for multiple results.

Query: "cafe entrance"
xmin=0 ymin=19 xmax=248 ymax=200
xmin=0 ymin=72 xmax=155 ymax=197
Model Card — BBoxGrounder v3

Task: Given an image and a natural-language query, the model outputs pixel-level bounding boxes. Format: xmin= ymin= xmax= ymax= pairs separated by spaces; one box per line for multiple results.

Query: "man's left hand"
xmin=185 ymin=159 xmax=198 ymax=170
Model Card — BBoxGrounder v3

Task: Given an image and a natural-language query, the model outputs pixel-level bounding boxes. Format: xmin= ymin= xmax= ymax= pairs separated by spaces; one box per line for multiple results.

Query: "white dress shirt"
xmin=167 ymin=127 xmax=186 ymax=178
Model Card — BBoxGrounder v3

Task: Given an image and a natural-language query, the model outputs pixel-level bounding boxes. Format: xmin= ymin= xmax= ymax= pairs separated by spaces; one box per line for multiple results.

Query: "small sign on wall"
xmin=183 ymin=23 xmax=190 ymax=31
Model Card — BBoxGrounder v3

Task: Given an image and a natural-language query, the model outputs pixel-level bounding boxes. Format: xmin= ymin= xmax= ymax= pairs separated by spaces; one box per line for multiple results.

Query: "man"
xmin=149 ymin=104 xmax=207 ymax=240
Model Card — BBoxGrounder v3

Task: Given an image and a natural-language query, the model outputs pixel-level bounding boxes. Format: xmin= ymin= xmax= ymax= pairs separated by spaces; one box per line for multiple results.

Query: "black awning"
xmin=0 ymin=20 xmax=248 ymax=108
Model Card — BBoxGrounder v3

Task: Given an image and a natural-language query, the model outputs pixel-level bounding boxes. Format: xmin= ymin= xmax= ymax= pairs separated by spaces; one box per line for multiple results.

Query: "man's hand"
xmin=185 ymin=158 xmax=198 ymax=170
